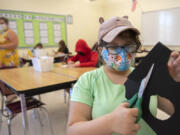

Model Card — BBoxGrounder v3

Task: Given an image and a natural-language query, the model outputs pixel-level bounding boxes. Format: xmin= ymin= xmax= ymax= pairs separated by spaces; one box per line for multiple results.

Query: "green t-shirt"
xmin=71 ymin=66 xmax=157 ymax=135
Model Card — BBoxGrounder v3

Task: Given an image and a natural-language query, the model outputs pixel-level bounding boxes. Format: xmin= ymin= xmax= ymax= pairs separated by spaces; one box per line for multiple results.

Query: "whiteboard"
xmin=142 ymin=7 xmax=180 ymax=46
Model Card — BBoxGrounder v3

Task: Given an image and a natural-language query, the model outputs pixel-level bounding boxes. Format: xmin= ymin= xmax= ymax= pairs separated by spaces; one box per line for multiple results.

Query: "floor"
xmin=0 ymin=90 xmax=169 ymax=135
xmin=0 ymin=90 xmax=69 ymax=135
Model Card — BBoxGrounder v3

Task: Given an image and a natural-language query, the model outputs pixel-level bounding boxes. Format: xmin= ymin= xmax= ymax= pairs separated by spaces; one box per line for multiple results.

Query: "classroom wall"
xmin=1 ymin=0 xmax=180 ymax=56
xmin=0 ymin=0 xmax=104 ymax=56
xmin=103 ymin=0 xmax=180 ymax=50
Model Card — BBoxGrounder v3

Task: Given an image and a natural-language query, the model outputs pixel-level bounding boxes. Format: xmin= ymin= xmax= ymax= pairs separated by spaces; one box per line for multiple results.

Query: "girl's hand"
xmin=168 ymin=51 xmax=180 ymax=82
xmin=74 ymin=61 xmax=80 ymax=67
xmin=68 ymin=60 xmax=75 ymax=65
xmin=110 ymin=102 xmax=140 ymax=135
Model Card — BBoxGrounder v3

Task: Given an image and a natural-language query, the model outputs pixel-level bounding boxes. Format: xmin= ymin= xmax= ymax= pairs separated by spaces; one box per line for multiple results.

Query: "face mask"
xmin=0 ymin=24 xmax=3 ymax=32
xmin=78 ymin=52 xmax=85 ymax=56
xmin=0 ymin=24 xmax=7 ymax=32
xmin=101 ymin=47 xmax=133 ymax=71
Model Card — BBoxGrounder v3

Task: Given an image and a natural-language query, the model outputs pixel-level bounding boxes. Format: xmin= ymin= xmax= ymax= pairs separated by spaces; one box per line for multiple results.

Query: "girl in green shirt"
xmin=67 ymin=16 xmax=175 ymax=135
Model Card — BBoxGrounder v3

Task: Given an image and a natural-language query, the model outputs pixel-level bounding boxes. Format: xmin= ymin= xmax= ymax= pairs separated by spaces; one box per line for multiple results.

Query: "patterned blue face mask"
xmin=101 ymin=47 xmax=132 ymax=71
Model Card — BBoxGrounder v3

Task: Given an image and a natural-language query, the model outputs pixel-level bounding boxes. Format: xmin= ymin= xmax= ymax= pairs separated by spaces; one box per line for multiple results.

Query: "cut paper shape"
xmin=124 ymin=42 xmax=180 ymax=135
xmin=152 ymin=95 xmax=175 ymax=120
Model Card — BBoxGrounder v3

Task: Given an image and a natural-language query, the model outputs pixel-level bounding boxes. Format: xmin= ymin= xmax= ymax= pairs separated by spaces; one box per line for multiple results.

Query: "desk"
xmin=0 ymin=65 xmax=96 ymax=135
xmin=54 ymin=64 xmax=96 ymax=79
xmin=0 ymin=67 xmax=76 ymax=96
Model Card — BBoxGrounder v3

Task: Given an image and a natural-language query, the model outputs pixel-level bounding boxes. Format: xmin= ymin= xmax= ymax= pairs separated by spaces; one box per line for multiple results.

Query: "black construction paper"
xmin=124 ymin=42 xmax=180 ymax=135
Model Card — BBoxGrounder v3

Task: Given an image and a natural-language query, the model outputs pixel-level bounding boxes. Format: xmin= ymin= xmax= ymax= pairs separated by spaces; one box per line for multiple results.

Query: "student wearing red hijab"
xmin=67 ymin=39 xmax=98 ymax=67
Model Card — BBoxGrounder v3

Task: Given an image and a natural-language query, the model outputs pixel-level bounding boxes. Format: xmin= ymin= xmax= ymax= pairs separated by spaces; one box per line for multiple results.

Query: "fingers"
xmin=121 ymin=102 xmax=130 ymax=108
xmin=131 ymin=124 xmax=141 ymax=135
xmin=170 ymin=51 xmax=179 ymax=58
xmin=129 ymin=116 xmax=141 ymax=135
xmin=112 ymin=103 xmax=141 ymax=135
xmin=120 ymin=103 xmax=139 ymax=119
xmin=134 ymin=123 xmax=141 ymax=131
xmin=168 ymin=51 xmax=180 ymax=66
xmin=130 ymin=108 xmax=139 ymax=117
xmin=172 ymin=56 xmax=180 ymax=67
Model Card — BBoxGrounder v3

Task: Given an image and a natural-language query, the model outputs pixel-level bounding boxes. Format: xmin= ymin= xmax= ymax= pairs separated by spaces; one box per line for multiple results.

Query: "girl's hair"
xmin=118 ymin=30 xmax=142 ymax=51
xmin=58 ymin=40 xmax=68 ymax=53
xmin=91 ymin=42 xmax=99 ymax=52
xmin=34 ymin=43 xmax=43 ymax=49
xmin=100 ymin=30 xmax=141 ymax=52
xmin=0 ymin=17 xmax=9 ymax=24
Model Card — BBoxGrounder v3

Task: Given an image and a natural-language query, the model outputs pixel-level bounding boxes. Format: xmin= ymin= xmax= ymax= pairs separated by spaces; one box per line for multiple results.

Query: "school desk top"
xmin=0 ymin=65 xmax=96 ymax=96
xmin=54 ymin=63 xmax=96 ymax=79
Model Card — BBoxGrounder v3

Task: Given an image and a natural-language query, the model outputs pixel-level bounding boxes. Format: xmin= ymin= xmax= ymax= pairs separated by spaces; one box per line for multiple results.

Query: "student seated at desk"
xmin=67 ymin=39 xmax=98 ymax=67
xmin=67 ymin=16 xmax=176 ymax=135
xmin=27 ymin=43 xmax=43 ymax=58
xmin=0 ymin=17 xmax=19 ymax=102
xmin=53 ymin=40 xmax=69 ymax=56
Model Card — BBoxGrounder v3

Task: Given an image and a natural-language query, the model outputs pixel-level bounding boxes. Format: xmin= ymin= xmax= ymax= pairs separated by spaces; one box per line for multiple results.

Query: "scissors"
xmin=126 ymin=64 xmax=154 ymax=122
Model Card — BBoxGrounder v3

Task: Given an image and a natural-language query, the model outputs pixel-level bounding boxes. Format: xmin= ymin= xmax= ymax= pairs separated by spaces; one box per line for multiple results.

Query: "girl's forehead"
xmin=109 ymin=37 xmax=126 ymax=45
xmin=109 ymin=35 xmax=136 ymax=46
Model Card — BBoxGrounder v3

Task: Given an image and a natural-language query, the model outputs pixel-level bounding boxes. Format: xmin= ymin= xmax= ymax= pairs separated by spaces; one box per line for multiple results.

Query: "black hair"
xmin=34 ymin=43 xmax=43 ymax=49
xmin=99 ymin=30 xmax=142 ymax=51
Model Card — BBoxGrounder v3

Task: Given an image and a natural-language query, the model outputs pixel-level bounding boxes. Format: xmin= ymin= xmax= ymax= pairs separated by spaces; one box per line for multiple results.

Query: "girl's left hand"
xmin=168 ymin=51 xmax=180 ymax=82
xmin=74 ymin=61 xmax=80 ymax=67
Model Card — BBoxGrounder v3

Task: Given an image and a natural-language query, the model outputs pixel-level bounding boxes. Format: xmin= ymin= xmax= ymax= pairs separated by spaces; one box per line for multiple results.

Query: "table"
xmin=0 ymin=65 xmax=96 ymax=135
xmin=54 ymin=64 xmax=96 ymax=79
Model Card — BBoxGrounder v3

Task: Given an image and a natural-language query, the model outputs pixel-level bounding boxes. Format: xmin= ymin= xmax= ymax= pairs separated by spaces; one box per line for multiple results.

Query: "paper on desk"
xmin=61 ymin=65 xmax=68 ymax=68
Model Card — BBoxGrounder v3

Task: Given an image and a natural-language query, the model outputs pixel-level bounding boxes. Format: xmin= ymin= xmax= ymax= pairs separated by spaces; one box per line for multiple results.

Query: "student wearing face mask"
xmin=26 ymin=43 xmax=43 ymax=59
xmin=67 ymin=39 xmax=98 ymax=67
xmin=0 ymin=17 xmax=19 ymax=102
xmin=0 ymin=17 xmax=19 ymax=68
xmin=54 ymin=40 xmax=69 ymax=55
xmin=67 ymin=16 xmax=176 ymax=135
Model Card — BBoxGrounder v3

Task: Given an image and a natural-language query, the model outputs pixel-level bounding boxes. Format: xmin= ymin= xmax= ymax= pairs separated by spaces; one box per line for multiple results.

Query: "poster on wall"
xmin=53 ymin=23 xmax=61 ymax=43
xmin=0 ymin=10 xmax=67 ymax=48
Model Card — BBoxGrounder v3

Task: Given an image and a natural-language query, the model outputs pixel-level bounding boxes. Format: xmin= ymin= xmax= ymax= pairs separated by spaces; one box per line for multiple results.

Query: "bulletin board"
xmin=0 ymin=9 xmax=67 ymax=48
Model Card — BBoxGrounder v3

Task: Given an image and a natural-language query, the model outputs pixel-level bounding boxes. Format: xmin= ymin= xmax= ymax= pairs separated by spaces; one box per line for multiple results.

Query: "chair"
xmin=0 ymin=89 xmax=54 ymax=135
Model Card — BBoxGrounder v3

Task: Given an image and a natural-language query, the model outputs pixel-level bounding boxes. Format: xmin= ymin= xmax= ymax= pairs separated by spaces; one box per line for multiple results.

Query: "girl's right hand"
xmin=109 ymin=102 xmax=141 ymax=135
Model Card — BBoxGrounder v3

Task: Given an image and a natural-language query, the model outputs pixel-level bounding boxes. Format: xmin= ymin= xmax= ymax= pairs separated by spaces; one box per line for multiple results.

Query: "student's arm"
xmin=67 ymin=55 xmax=78 ymax=64
xmin=79 ymin=52 xmax=98 ymax=67
xmin=158 ymin=51 xmax=180 ymax=115
xmin=157 ymin=96 xmax=175 ymax=115
xmin=67 ymin=102 xmax=140 ymax=135
xmin=0 ymin=30 xmax=18 ymax=49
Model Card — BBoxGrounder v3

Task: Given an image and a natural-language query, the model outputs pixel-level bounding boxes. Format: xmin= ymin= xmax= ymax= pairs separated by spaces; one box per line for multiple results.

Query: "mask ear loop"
xmin=100 ymin=40 xmax=108 ymax=47
xmin=129 ymin=53 xmax=136 ymax=67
